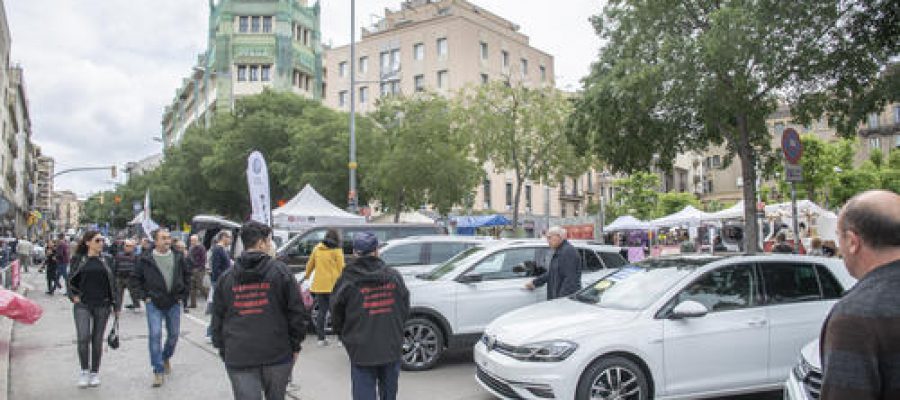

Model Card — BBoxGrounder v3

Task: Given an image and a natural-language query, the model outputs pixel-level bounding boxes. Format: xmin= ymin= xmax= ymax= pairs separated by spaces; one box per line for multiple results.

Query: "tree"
xmin=569 ymin=1 xmax=895 ymax=253
xmin=774 ymin=135 xmax=855 ymax=204
xmin=657 ymin=192 xmax=701 ymax=218
xmin=608 ymin=172 xmax=660 ymax=220
xmin=368 ymin=94 xmax=482 ymax=220
xmin=455 ymin=82 xmax=588 ymax=230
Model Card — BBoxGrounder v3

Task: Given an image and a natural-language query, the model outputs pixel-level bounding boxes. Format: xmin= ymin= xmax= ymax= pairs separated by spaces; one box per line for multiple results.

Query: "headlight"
xmin=507 ymin=340 xmax=578 ymax=362
xmin=792 ymin=355 xmax=815 ymax=380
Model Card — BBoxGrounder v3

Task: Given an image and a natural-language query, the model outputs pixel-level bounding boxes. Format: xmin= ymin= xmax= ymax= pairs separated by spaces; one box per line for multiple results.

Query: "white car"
xmin=379 ymin=235 xmax=495 ymax=277
xmin=784 ymin=339 xmax=821 ymax=400
xmin=474 ymin=255 xmax=854 ymax=400
xmin=403 ymin=239 xmax=626 ymax=371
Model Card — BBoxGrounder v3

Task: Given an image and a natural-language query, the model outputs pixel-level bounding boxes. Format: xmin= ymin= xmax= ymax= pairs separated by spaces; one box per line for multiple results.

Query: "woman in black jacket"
xmin=68 ymin=230 xmax=117 ymax=389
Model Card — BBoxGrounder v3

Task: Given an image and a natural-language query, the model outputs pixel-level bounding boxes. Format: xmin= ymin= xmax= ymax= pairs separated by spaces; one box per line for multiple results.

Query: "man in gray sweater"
xmin=821 ymin=190 xmax=900 ymax=400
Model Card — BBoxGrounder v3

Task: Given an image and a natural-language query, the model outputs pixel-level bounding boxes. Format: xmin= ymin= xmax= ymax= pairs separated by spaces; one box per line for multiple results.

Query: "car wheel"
xmin=576 ymin=356 xmax=650 ymax=400
xmin=401 ymin=317 xmax=444 ymax=371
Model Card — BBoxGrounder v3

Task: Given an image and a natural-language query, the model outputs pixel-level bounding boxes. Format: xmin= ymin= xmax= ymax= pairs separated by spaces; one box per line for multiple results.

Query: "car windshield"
xmin=573 ymin=258 xmax=717 ymax=310
xmin=421 ymin=246 xmax=485 ymax=280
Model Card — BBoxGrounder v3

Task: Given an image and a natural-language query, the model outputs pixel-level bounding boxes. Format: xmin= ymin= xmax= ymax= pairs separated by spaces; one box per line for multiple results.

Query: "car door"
xmin=662 ymin=263 xmax=769 ymax=396
xmin=454 ymin=247 xmax=543 ymax=334
xmin=760 ymin=261 xmax=843 ymax=381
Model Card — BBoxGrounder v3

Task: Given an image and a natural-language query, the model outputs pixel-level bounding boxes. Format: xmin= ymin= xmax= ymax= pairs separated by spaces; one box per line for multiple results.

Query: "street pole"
xmin=348 ymin=0 xmax=358 ymax=214
xmin=791 ymin=183 xmax=800 ymax=253
xmin=598 ymin=187 xmax=605 ymax=243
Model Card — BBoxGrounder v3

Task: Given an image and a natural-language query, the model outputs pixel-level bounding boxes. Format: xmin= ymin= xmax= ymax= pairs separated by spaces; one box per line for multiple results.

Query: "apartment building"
xmin=52 ymin=191 xmax=80 ymax=234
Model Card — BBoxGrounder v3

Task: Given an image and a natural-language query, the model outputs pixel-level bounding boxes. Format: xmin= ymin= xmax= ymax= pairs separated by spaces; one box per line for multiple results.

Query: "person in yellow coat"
xmin=304 ymin=229 xmax=345 ymax=346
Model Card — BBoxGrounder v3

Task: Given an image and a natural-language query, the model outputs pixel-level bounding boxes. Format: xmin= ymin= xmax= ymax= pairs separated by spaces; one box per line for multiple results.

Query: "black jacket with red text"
xmin=331 ymin=255 xmax=410 ymax=366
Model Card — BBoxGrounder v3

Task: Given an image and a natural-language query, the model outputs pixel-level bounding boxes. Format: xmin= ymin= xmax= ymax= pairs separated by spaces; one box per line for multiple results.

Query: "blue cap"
xmin=353 ymin=232 xmax=379 ymax=255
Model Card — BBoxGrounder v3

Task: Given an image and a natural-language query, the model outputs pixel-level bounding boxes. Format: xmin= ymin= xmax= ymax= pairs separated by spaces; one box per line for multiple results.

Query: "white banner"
xmin=247 ymin=151 xmax=272 ymax=226
xmin=142 ymin=190 xmax=159 ymax=236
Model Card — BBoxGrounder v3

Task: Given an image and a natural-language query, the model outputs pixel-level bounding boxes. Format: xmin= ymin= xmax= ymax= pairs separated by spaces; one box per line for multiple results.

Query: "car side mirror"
xmin=458 ymin=273 xmax=483 ymax=284
xmin=669 ymin=300 xmax=709 ymax=319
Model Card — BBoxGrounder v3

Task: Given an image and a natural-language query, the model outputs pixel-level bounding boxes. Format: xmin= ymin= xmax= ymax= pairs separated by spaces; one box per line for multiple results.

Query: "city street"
xmin=8 ymin=270 xmax=491 ymax=400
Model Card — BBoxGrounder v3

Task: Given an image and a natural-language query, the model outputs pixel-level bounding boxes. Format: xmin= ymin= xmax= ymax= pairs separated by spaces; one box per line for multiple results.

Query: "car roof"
xmin=383 ymin=235 xmax=494 ymax=245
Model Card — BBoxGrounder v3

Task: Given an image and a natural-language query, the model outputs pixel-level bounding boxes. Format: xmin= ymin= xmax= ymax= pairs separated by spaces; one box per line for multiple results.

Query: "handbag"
xmin=107 ymin=314 xmax=120 ymax=350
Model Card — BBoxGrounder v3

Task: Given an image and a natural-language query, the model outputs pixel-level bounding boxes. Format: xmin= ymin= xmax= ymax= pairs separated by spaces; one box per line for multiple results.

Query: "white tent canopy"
xmin=650 ymin=205 xmax=714 ymax=228
xmin=764 ymin=199 xmax=837 ymax=219
xmin=709 ymin=200 xmax=745 ymax=220
xmin=605 ymin=215 xmax=651 ymax=231
xmin=371 ymin=211 xmax=435 ymax=224
xmin=273 ymin=184 xmax=365 ymax=230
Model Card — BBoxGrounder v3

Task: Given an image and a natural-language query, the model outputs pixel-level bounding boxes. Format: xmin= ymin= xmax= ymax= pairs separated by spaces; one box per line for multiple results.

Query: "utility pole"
xmin=348 ymin=0 xmax=359 ymax=214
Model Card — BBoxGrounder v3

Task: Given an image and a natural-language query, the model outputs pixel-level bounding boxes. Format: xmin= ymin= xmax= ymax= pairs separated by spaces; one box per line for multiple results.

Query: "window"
xmin=774 ymin=122 xmax=785 ymax=134
xmin=390 ymin=49 xmax=400 ymax=71
xmin=414 ymin=75 xmax=424 ymax=92
xmin=251 ymin=16 xmax=260 ymax=32
xmin=483 ymin=179 xmax=491 ymax=208
xmin=894 ymin=105 xmax=900 ymax=124
xmin=868 ymin=113 xmax=880 ymax=129
xmin=525 ymin=185 xmax=532 ymax=209
xmin=249 ymin=65 xmax=259 ymax=81
xmin=599 ymin=252 xmax=628 ymax=269
xmin=339 ymin=62 xmax=347 ymax=78
xmin=380 ymin=81 xmax=400 ymax=96
xmin=501 ymin=50 xmax=509 ymax=68
xmin=580 ymin=249 xmax=604 ymax=272
xmin=480 ymin=73 xmax=488 ymax=85
xmin=895 ymin=135 xmax=900 ymax=148
xmin=480 ymin=42 xmax=488 ymax=60
xmin=359 ymin=86 xmax=368 ymax=104
xmin=675 ymin=264 xmax=758 ymax=312
xmin=381 ymin=244 xmax=423 ymax=266
xmin=339 ymin=91 xmax=348 ymax=107
xmin=521 ymin=58 xmax=528 ymax=76
xmin=414 ymin=43 xmax=424 ymax=61
xmin=468 ymin=248 xmax=540 ymax=281
xmin=540 ymin=65 xmax=546 ymax=82
xmin=359 ymin=56 xmax=368 ymax=74
xmin=260 ymin=65 xmax=270 ymax=81
xmin=437 ymin=70 xmax=448 ymax=89
xmin=237 ymin=65 xmax=247 ymax=81
xmin=303 ymin=29 xmax=310 ymax=46
xmin=428 ymin=243 xmax=470 ymax=265
xmin=869 ymin=136 xmax=881 ymax=150
xmin=437 ymin=38 xmax=448 ymax=58
xmin=239 ymin=16 xmax=249 ymax=33
xmin=760 ymin=263 xmax=823 ymax=304
xmin=262 ymin=16 xmax=272 ymax=33
xmin=380 ymin=52 xmax=390 ymax=71
xmin=816 ymin=265 xmax=844 ymax=299
xmin=505 ymin=182 xmax=513 ymax=208
xmin=712 ymin=155 xmax=721 ymax=168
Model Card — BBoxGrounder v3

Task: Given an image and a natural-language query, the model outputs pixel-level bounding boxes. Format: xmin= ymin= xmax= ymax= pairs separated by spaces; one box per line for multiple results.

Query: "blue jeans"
xmin=146 ymin=301 xmax=181 ymax=374
xmin=350 ymin=361 xmax=400 ymax=400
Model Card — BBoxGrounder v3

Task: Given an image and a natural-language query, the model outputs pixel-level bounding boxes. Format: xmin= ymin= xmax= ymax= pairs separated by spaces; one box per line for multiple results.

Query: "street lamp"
xmin=597 ymin=170 xmax=611 ymax=243
xmin=347 ymin=0 xmax=359 ymax=214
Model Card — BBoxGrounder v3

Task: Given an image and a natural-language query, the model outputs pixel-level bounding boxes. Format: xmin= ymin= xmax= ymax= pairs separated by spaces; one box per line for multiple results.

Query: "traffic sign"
xmin=785 ymin=164 xmax=803 ymax=182
xmin=781 ymin=128 xmax=803 ymax=164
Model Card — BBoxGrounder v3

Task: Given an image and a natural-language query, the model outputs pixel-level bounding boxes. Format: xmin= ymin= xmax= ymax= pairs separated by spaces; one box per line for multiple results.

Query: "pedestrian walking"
xmin=525 ymin=226 xmax=582 ymax=300
xmin=67 ymin=230 xmax=118 ymax=388
xmin=130 ymin=228 xmax=191 ymax=388
xmin=187 ymin=234 xmax=207 ymax=309
xmin=139 ymin=237 xmax=153 ymax=255
xmin=331 ymin=232 xmax=410 ymax=400
xmin=211 ymin=221 xmax=307 ymax=400
xmin=16 ymin=237 xmax=32 ymax=273
xmin=206 ymin=230 xmax=233 ymax=341
xmin=55 ymin=234 xmax=71 ymax=293
xmin=807 ymin=237 xmax=825 ymax=256
xmin=43 ymin=240 xmax=59 ymax=295
xmin=303 ymin=228 xmax=344 ymax=346
xmin=771 ymin=232 xmax=794 ymax=253
xmin=820 ymin=190 xmax=900 ymax=400
xmin=172 ymin=238 xmax=190 ymax=310
xmin=113 ymin=239 xmax=141 ymax=311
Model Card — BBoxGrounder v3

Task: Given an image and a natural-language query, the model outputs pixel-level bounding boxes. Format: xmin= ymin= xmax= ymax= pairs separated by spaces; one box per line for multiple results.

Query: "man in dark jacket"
xmin=130 ymin=228 xmax=191 ymax=388
xmin=331 ymin=232 xmax=410 ymax=400
xmin=207 ymin=230 xmax=233 ymax=341
xmin=187 ymin=234 xmax=207 ymax=309
xmin=211 ymin=221 xmax=306 ymax=400
xmin=820 ymin=190 xmax=900 ymax=400
xmin=526 ymin=226 xmax=582 ymax=300
xmin=114 ymin=239 xmax=140 ymax=311
xmin=55 ymin=234 xmax=71 ymax=292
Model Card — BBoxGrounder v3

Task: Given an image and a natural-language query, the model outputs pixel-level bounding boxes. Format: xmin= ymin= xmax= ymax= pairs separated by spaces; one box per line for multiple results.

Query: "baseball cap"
xmin=353 ymin=232 xmax=379 ymax=255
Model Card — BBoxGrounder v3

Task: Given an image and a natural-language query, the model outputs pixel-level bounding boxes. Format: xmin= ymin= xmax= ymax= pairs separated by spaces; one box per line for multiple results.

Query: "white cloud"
xmin=6 ymin=0 xmax=604 ymax=198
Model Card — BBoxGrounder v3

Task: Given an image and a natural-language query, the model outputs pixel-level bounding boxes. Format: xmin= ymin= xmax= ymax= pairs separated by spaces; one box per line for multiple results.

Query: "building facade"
xmin=51 ymin=191 xmax=80 ymax=234
xmin=33 ymin=146 xmax=53 ymax=217
xmin=162 ymin=0 xmax=324 ymax=146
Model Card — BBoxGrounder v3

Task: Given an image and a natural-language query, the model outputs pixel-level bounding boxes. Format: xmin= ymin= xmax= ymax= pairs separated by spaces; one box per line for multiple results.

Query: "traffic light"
xmin=111 ymin=165 xmax=117 ymax=179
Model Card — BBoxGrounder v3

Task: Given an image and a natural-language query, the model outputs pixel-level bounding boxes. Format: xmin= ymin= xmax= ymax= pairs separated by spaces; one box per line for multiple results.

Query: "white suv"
xmin=379 ymin=235 xmax=495 ymax=277
xmin=402 ymin=239 xmax=626 ymax=371
xmin=784 ymin=339 xmax=821 ymax=400
xmin=475 ymin=255 xmax=854 ymax=400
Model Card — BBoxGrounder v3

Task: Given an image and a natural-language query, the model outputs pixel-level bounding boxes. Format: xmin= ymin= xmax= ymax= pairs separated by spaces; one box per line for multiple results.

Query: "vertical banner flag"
xmin=142 ymin=190 xmax=160 ymax=237
xmin=247 ymin=151 xmax=272 ymax=226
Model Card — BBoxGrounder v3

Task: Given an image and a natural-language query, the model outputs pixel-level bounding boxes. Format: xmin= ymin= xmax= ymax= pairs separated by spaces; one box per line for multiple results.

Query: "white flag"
xmin=247 ymin=151 xmax=272 ymax=226
xmin=142 ymin=190 xmax=160 ymax=236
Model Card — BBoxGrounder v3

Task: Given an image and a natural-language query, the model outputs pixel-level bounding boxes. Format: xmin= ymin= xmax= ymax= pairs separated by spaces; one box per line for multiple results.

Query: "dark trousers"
xmin=189 ymin=269 xmax=207 ymax=308
xmin=314 ymin=293 xmax=330 ymax=341
xmin=350 ymin=361 xmax=400 ymax=400
xmin=74 ymin=303 xmax=111 ymax=373
xmin=115 ymin=274 xmax=140 ymax=312
xmin=226 ymin=361 xmax=294 ymax=400
xmin=45 ymin=266 xmax=59 ymax=293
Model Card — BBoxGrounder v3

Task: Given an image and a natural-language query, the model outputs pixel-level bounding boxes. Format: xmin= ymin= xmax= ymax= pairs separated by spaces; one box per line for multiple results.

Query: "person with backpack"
xmin=67 ymin=230 xmax=118 ymax=388
xmin=302 ymin=228 xmax=345 ymax=346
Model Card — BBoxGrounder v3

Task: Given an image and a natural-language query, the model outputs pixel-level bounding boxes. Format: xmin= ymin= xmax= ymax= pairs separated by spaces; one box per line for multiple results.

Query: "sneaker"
xmin=163 ymin=359 xmax=172 ymax=375
xmin=152 ymin=373 xmax=164 ymax=388
xmin=88 ymin=372 xmax=100 ymax=387
xmin=317 ymin=339 xmax=328 ymax=347
xmin=77 ymin=370 xmax=90 ymax=388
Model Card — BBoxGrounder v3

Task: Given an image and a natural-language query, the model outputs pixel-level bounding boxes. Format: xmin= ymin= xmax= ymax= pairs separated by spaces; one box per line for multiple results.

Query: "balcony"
xmin=559 ymin=191 xmax=584 ymax=202
xmin=859 ymin=122 xmax=900 ymax=137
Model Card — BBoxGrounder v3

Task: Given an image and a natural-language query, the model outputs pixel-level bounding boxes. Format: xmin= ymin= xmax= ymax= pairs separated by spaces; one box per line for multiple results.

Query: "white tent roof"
xmin=272 ymin=184 xmax=365 ymax=229
xmin=371 ymin=211 xmax=435 ymax=224
xmin=765 ymin=200 xmax=837 ymax=219
xmin=709 ymin=200 xmax=745 ymax=220
xmin=650 ymin=205 xmax=714 ymax=228
xmin=605 ymin=215 xmax=651 ymax=231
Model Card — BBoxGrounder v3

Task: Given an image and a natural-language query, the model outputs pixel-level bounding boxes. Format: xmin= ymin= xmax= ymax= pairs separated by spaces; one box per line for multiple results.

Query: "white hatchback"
xmin=474 ymin=255 xmax=854 ymax=400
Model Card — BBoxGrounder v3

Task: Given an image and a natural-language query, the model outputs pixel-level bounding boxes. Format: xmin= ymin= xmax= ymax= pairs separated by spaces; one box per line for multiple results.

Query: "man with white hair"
xmin=525 ymin=226 xmax=582 ymax=300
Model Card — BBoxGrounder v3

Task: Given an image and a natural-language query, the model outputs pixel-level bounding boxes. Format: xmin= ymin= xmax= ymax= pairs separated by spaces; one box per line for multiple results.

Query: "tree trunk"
xmin=512 ymin=177 xmax=524 ymax=234
xmin=737 ymin=117 xmax=760 ymax=254
xmin=393 ymin=189 xmax=404 ymax=223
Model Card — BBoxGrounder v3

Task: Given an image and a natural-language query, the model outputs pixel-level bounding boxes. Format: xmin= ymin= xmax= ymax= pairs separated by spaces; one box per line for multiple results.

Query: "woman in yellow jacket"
xmin=303 ymin=229 xmax=345 ymax=345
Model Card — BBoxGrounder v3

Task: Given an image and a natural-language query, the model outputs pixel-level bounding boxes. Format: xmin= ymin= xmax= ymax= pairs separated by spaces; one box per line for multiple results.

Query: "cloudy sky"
xmin=6 ymin=0 xmax=602 ymax=198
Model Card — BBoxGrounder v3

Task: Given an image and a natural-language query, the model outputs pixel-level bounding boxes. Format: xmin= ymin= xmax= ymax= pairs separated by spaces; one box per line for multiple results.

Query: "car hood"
xmin=485 ymin=298 xmax=640 ymax=345
xmin=801 ymin=338 xmax=821 ymax=369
